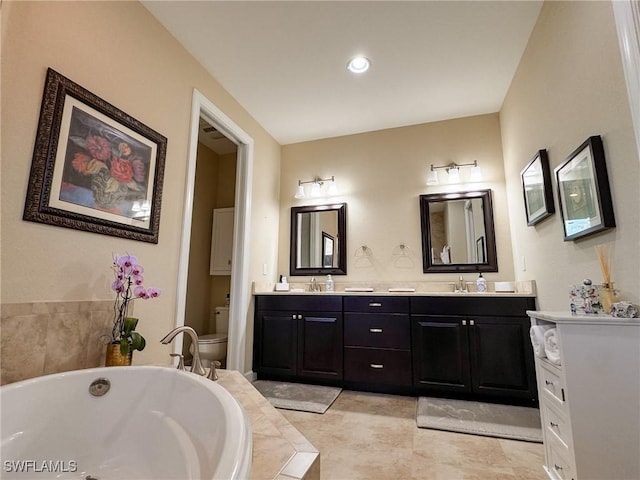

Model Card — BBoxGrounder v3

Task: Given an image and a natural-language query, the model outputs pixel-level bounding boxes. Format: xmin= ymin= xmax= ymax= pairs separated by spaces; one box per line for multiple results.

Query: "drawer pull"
xmin=550 ymin=421 xmax=559 ymax=428
xmin=368 ymin=302 xmax=382 ymax=307
xmin=554 ymin=464 xmax=563 ymax=471
xmin=545 ymin=380 xmax=554 ymax=386
xmin=369 ymin=363 xmax=384 ymax=369
xmin=370 ymin=328 xmax=383 ymax=333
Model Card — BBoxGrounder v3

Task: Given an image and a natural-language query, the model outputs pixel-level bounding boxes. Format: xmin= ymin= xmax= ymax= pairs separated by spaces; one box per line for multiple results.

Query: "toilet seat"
xmin=198 ymin=333 xmax=227 ymax=344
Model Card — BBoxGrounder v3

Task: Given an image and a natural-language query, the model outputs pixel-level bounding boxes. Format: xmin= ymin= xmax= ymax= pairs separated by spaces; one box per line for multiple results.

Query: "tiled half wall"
xmin=1 ymin=301 xmax=113 ymax=385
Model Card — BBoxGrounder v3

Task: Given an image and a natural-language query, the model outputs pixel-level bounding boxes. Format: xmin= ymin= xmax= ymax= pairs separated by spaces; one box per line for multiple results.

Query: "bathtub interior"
xmin=1 ymin=366 xmax=251 ymax=479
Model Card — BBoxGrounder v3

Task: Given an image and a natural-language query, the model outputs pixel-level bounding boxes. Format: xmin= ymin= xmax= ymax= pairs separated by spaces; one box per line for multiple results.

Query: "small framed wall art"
xmin=23 ymin=68 xmax=167 ymax=243
xmin=521 ymin=149 xmax=554 ymax=226
xmin=554 ymin=136 xmax=615 ymax=241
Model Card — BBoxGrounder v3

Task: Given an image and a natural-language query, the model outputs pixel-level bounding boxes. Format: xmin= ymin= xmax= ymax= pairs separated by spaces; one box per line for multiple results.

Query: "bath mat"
xmin=416 ymin=397 xmax=542 ymax=443
xmin=252 ymin=380 xmax=342 ymax=414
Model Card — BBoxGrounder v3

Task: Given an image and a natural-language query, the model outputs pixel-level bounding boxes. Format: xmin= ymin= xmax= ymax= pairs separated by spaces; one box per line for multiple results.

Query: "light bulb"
xmin=327 ymin=179 xmax=338 ymax=196
xmin=347 ymin=56 xmax=371 ymax=74
xmin=448 ymin=168 xmax=460 ymax=184
xmin=469 ymin=165 xmax=483 ymax=182
xmin=294 ymin=185 xmax=306 ymax=199
xmin=310 ymin=182 xmax=321 ymax=197
xmin=426 ymin=170 xmax=439 ymax=186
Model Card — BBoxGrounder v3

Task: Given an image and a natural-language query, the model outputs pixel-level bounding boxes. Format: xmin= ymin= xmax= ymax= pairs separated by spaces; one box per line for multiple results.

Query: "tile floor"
xmin=280 ymin=390 xmax=546 ymax=480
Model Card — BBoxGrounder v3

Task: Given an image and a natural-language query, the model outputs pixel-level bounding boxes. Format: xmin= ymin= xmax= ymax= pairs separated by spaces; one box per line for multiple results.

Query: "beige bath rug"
xmin=252 ymin=380 xmax=342 ymax=414
xmin=417 ymin=397 xmax=542 ymax=443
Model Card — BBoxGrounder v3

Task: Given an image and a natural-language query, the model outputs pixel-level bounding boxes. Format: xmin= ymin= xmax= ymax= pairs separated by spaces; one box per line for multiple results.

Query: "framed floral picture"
xmin=555 ymin=136 xmax=615 ymax=241
xmin=23 ymin=68 xmax=167 ymax=243
xmin=521 ymin=149 xmax=554 ymax=226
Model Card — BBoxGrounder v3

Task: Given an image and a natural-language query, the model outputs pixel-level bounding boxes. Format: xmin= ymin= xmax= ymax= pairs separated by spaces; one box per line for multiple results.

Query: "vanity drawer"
xmin=343 ymin=296 xmax=409 ymax=314
xmin=541 ymin=400 xmax=571 ymax=447
xmin=545 ymin=434 xmax=576 ymax=480
xmin=344 ymin=347 xmax=411 ymax=386
xmin=344 ymin=313 xmax=410 ymax=349
xmin=539 ymin=360 xmax=566 ymax=407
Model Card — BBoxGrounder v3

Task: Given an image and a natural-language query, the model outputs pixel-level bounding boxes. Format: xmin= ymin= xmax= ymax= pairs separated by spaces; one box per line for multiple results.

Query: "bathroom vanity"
xmin=254 ymin=290 xmax=538 ymax=405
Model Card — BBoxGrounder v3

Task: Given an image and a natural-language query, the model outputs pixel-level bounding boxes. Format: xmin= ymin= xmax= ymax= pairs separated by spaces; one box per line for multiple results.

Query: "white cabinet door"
xmin=210 ymin=208 xmax=234 ymax=275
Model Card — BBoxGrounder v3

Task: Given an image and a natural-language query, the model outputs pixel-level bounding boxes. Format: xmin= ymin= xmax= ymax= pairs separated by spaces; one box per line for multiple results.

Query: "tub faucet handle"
xmin=207 ymin=361 xmax=221 ymax=381
xmin=170 ymin=353 xmax=185 ymax=371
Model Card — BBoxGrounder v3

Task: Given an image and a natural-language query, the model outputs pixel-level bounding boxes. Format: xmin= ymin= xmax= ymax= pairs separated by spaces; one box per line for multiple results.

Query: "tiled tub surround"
xmin=0 ymin=301 xmax=113 ymax=385
xmin=216 ymin=370 xmax=320 ymax=480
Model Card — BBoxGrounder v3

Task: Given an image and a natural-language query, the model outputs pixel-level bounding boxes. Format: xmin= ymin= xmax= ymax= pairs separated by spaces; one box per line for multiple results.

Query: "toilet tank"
xmin=214 ymin=306 xmax=229 ymax=334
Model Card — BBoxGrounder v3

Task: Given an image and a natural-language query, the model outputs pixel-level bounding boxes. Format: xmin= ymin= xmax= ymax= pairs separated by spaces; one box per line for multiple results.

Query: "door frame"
xmin=173 ymin=89 xmax=254 ymax=373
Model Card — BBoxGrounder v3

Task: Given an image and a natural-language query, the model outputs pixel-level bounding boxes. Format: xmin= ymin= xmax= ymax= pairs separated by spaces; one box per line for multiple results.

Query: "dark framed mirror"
xmin=290 ymin=203 xmax=347 ymax=276
xmin=419 ymin=190 xmax=498 ymax=273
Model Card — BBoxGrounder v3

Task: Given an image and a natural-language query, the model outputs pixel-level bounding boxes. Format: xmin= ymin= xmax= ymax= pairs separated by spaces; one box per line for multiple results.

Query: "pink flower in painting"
xmin=110 ymin=157 xmax=134 ymax=183
xmin=132 ymin=157 xmax=145 ymax=183
xmin=86 ymin=135 xmax=112 ymax=161
xmin=71 ymin=152 xmax=90 ymax=174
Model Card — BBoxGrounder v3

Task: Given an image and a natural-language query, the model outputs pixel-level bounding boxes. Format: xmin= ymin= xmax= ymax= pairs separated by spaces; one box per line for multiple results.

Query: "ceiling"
xmin=143 ymin=1 xmax=543 ymax=146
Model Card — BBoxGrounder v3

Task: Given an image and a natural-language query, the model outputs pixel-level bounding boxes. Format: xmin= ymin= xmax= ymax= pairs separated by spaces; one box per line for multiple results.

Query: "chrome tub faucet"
xmin=160 ymin=326 xmax=206 ymax=376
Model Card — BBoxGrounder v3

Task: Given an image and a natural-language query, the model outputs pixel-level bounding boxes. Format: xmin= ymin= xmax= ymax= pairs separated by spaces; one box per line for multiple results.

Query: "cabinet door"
xmin=469 ymin=316 xmax=536 ymax=400
xmin=255 ymin=311 xmax=297 ymax=376
xmin=412 ymin=315 xmax=470 ymax=393
xmin=298 ymin=312 xmax=343 ymax=381
xmin=210 ymin=208 xmax=234 ymax=275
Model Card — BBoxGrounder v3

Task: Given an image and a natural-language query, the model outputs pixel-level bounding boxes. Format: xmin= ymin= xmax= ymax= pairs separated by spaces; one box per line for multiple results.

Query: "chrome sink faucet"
xmin=160 ymin=326 xmax=206 ymax=376
xmin=455 ymin=276 xmax=468 ymax=293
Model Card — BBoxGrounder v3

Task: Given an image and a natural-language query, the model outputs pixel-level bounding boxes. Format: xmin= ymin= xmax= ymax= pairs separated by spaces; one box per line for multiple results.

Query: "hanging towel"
xmin=543 ymin=328 xmax=561 ymax=365
xmin=529 ymin=325 xmax=553 ymax=358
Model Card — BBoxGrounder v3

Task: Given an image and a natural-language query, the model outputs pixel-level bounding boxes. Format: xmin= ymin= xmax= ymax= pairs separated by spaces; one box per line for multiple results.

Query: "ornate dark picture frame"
xmin=23 ymin=68 xmax=167 ymax=243
xmin=521 ymin=149 xmax=555 ymax=226
xmin=554 ymin=136 xmax=615 ymax=241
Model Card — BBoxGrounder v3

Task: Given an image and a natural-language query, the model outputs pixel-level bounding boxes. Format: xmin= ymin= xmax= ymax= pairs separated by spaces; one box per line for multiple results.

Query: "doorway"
xmin=173 ymin=89 xmax=253 ymax=374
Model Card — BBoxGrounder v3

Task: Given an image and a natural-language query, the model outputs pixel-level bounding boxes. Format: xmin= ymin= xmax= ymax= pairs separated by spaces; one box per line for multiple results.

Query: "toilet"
xmin=190 ymin=306 xmax=228 ymax=368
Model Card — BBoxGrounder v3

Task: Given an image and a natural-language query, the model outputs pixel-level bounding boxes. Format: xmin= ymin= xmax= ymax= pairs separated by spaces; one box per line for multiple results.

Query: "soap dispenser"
xmin=476 ymin=273 xmax=487 ymax=293
xmin=326 ymin=274 xmax=334 ymax=292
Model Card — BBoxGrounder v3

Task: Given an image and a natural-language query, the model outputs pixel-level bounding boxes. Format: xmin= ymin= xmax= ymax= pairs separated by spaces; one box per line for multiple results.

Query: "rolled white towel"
xmin=544 ymin=328 xmax=561 ymax=365
xmin=529 ymin=325 xmax=553 ymax=358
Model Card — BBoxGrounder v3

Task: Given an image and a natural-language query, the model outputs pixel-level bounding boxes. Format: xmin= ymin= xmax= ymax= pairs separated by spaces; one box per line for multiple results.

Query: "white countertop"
xmin=253 ymin=280 xmax=537 ymax=297
xmin=527 ymin=310 xmax=640 ymax=325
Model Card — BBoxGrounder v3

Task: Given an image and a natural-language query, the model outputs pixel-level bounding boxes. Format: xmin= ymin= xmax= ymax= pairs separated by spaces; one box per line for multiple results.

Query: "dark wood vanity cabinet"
xmin=411 ymin=296 xmax=538 ymax=403
xmin=254 ymin=295 xmax=343 ymax=382
xmin=343 ymin=296 xmax=412 ymax=387
xmin=254 ymin=294 xmax=537 ymax=404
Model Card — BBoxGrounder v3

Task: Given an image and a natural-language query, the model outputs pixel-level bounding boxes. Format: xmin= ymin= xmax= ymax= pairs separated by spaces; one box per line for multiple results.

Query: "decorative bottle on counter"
xmin=326 ymin=274 xmax=334 ymax=292
xmin=476 ymin=273 xmax=487 ymax=292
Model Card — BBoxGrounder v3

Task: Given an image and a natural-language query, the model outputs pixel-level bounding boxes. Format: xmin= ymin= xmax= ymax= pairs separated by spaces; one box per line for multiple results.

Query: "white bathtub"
xmin=1 ymin=366 xmax=252 ymax=479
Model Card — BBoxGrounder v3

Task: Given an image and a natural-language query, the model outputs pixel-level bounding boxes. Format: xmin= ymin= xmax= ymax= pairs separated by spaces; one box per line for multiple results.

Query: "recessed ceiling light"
xmin=347 ymin=56 xmax=371 ymax=74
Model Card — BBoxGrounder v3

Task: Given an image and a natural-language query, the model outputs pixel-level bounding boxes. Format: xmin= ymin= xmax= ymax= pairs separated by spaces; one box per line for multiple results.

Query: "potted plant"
xmin=106 ymin=253 xmax=161 ymax=366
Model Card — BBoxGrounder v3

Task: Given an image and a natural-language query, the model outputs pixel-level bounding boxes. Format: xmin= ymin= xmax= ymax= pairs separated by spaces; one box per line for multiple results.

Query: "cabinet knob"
xmin=369 ymin=328 xmax=383 ymax=333
xmin=550 ymin=421 xmax=559 ymax=428
xmin=462 ymin=320 xmax=467 ymax=326
xmin=368 ymin=302 xmax=382 ymax=307
xmin=469 ymin=319 xmax=475 ymax=326
xmin=545 ymin=380 xmax=554 ymax=386
xmin=369 ymin=364 xmax=384 ymax=369
xmin=554 ymin=464 xmax=563 ymax=471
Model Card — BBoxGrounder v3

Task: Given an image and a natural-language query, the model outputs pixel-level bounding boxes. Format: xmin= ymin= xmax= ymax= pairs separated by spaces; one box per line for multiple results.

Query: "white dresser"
xmin=528 ymin=311 xmax=640 ymax=480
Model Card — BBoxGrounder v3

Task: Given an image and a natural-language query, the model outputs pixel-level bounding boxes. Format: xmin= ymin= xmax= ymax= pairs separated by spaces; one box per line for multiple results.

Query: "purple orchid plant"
xmin=111 ymin=253 xmax=161 ymax=356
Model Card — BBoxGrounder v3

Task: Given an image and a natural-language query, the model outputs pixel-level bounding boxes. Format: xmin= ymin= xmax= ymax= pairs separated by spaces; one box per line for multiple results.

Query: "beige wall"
xmin=1 ymin=1 xmax=281 ymax=368
xmin=280 ymin=113 xmax=515 ymax=284
xmin=501 ymin=1 xmax=640 ymax=308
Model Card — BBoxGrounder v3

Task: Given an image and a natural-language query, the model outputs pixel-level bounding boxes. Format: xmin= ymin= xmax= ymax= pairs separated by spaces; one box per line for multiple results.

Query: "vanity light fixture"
xmin=426 ymin=161 xmax=482 ymax=185
xmin=294 ymin=176 xmax=338 ymax=199
xmin=347 ymin=56 xmax=371 ymax=74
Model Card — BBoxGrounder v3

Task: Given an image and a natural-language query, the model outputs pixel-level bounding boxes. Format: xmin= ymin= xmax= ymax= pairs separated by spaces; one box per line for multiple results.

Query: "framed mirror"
xmin=290 ymin=203 xmax=347 ymax=275
xmin=419 ymin=190 xmax=498 ymax=273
